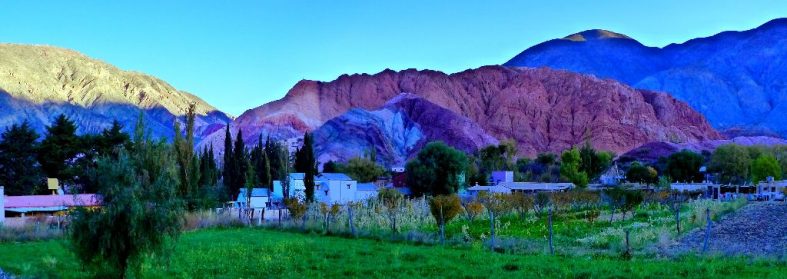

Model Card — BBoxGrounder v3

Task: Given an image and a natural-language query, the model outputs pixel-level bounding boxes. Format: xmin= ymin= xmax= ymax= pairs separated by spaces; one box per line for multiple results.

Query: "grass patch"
xmin=0 ymin=227 xmax=783 ymax=278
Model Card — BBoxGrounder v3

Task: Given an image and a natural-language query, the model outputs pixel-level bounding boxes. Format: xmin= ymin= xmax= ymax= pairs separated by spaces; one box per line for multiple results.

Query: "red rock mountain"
xmin=232 ymin=66 xmax=721 ymax=156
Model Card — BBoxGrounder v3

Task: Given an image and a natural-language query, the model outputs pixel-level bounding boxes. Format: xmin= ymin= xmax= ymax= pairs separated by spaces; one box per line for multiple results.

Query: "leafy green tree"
xmin=626 ymin=162 xmax=658 ymax=184
xmin=428 ymin=195 xmax=463 ymax=244
xmin=38 ymin=114 xmax=81 ymax=182
xmin=666 ymin=150 xmax=705 ymax=183
xmin=579 ymin=142 xmax=614 ymax=179
xmin=751 ymin=154 xmax=782 ymax=184
xmin=343 ymin=157 xmax=386 ymax=183
xmin=0 ymin=121 xmax=43 ymax=195
xmin=69 ymin=118 xmax=183 ymax=278
xmin=377 ymin=188 xmax=404 ymax=233
xmin=560 ymin=148 xmax=589 ymax=188
xmin=709 ymin=144 xmax=752 ymax=184
xmin=322 ymin=160 xmax=343 ymax=173
xmin=294 ymin=133 xmax=316 ymax=202
xmin=405 ymin=141 xmax=468 ymax=196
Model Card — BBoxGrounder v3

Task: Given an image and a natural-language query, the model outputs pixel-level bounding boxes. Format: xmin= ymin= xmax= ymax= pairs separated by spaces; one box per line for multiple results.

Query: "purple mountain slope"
xmin=505 ymin=18 xmax=787 ymax=137
xmin=312 ymin=94 xmax=498 ymax=167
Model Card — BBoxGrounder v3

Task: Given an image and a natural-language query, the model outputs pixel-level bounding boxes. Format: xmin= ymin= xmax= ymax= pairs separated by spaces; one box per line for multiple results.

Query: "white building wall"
xmin=1 ymin=186 xmax=5 ymax=225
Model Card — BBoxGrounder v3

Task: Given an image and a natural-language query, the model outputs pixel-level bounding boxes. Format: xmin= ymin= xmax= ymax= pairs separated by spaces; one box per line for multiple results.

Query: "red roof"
xmin=4 ymin=194 xmax=100 ymax=208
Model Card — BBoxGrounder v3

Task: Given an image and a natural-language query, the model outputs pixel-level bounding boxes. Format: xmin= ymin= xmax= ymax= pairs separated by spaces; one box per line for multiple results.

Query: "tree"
xmin=560 ymin=148 xmax=589 ymax=188
xmin=284 ymin=198 xmax=308 ymax=230
xmin=250 ymin=136 xmax=272 ymax=188
xmin=751 ymin=154 xmax=782 ymax=184
xmin=174 ymin=104 xmax=201 ymax=209
xmin=626 ymin=162 xmax=658 ymax=184
xmin=231 ymin=129 xmax=248 ymax=197
xmin=405 ymin=141 xmax=468 ymax=196
xmin=38 ymin=114 xmax=81 ymax=182
xmin=0 ymin=121 xmax=42 ymax=195
xmin=666 ymin=150 xmax=704 ymax=183
xmin=579 ymin=142 xmax=614 ymax=179
xmin=343 ymin=157 xmax=385 ymax=183
xmin=294 ymin=132 xmax=317 ymax=202
xmin=222 ymin=125 xmax=234 ymax=193
xmin=477 ymin=192 xmax=510 ymax=250
xmin=709 ymin=144 xmax=751 ymax=184
xmin=322 ymin=160 xmax=342 ymax=173
xmin=377 ymin=188 xmax=404 ymax=234
xmin=428 ymin=195 xmax=463 ymax=245
xmin=266 ymin=137 xmax=290 ymax=196
xmin=69 ymin=118 xmax=183 ymax=278
xmin=507 ymin=192 xmax=534 ymax=219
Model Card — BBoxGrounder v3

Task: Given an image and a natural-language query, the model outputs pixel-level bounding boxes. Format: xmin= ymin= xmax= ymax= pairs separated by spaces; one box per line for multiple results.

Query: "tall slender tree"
xmin=0 ymin=121 xmax=43 ymax=195
xmin=173 ymin=104 xmax=201 ymax=208
xmin=222 ymin=125 xmax=234 ymax=196
xmin=231 ymin=129 xmax=248 ymax=196
xmin=295 ymin=133 xmax=316 ymax=202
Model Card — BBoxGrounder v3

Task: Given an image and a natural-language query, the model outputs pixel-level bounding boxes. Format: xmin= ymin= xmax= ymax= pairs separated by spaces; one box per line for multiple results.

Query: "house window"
xmin=346 ymin=184 xmax=351 ymax=189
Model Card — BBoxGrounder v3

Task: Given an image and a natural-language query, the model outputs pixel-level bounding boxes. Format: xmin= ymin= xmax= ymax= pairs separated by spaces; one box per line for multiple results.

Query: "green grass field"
xmin=0 ymin=228 xmax=783 ymax=278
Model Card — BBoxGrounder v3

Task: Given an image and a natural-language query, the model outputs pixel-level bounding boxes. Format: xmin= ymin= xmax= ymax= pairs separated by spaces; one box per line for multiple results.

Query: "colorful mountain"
xmin=505 ymin=18 xmax=787 ymax=137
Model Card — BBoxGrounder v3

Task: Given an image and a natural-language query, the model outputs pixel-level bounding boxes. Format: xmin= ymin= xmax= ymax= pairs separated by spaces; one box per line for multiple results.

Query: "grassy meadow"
xmin=0 ymin=228 xmax=784 ymax=278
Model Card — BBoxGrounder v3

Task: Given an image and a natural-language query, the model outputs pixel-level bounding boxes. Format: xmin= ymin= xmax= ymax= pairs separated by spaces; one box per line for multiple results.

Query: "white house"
xmin=1 ymin=186 xmax=5 ymax=225
xmin=284 ymin=173 xmax=360 ymax=204
xmin=467 ymin=182 xmax=574 ymax=195
xmin=235 ymin=188 xmax=272 ymax=209
xmin=490 ymin=171 xmax=514 ymax=185
xmin=757 ymin=179 xmax=786 ymax=201
xmin=355 ymin=182 xmax=379 ymax=201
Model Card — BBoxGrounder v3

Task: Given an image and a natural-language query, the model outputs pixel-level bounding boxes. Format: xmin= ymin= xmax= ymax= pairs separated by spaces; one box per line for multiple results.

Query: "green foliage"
xmin=174 ymin=104 xmax=204 ymax=210
xmin=626 ymin=162 xmax=658 ymax=184
xmin=69 ymin=120 xmax=184 ymax=277
xmin=406 ymin=141 xmax=468 ymax=196
xmin=342 ymin=157 xmax=386 ymax=183
xmin=709 ymin=144 xmax=752 ymax=184
xmin=250 ymin=135 xmax=272 ymax=188
xmin=579 ymin=142 xmax=614 ymax=179
xmin=2 ymin=228 xmax=783 ymax=278
xmin=429 ymin=195 xmax=463 ymax=243
xmin=265 ymin=136 xmax=290 ymax=195
xmin=666 ymin=150 xmax=705 ymax=183
xmin=560 ymin=148 xmax=589 ymax=188
xmin=322 ymin=160 xmax=342 ymax=173
xmin=37 ymin=114 xmax=81 ymax=183
xmin=295 ymin=132 xmax=317 ymax=202
xmin=0 ymin=121 xmax=42 ymax=195
xmin=751 ymin=154 xmax=782 ymax=183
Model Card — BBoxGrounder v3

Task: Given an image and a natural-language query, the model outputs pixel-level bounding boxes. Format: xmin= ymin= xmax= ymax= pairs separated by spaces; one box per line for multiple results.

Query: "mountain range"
xmin=505 ymin=18 xmax=787 ymax=137
xmin=2 ymin=19 xmax=786 ymax=167
xmin=0 ymin=44 xmax=230 ymax=140
xmin=230 ymin=66 xmax=720 ymax=161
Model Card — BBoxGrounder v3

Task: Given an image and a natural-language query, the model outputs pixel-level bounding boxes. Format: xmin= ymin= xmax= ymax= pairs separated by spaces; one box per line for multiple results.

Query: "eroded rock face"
xmin=504 ymin=19 xmax=787 ymax=137
xmin=234 ymin=66 xmax=721 ymax=157
xmin=312 ymin=94 xmax=498 ymax=166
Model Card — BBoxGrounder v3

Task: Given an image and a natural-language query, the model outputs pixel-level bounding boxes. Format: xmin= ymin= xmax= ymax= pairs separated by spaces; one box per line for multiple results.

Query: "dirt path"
xmin=666 ymin=202 xmax=786 ymax=259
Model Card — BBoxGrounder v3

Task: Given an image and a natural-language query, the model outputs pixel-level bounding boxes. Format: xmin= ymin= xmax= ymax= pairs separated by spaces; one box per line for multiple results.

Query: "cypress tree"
xmin=295 ymin=133 xmax=316 ymax=202
xmin=222 ymin=125 xmax=234 ymax=195
xmin=232 ymin=129 xmax=248 ymax=196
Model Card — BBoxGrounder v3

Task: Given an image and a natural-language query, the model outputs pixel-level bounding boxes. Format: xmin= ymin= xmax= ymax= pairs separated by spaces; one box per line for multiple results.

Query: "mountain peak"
xmin=562 ymin=29 xmax=634 ymax=42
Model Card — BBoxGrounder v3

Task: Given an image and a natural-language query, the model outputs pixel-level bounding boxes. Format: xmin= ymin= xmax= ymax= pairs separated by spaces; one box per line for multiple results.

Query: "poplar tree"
xmin=222 ymin=125 xmax=234 ymax=196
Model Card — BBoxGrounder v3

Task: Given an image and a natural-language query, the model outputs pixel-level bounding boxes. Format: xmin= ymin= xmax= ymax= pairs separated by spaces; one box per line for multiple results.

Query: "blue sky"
xmin=1 ymin=1 xmax=784 ymax=116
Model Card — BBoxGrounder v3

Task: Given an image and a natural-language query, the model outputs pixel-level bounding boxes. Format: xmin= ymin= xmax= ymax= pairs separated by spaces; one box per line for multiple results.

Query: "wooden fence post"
xmin=548 ymin=207 xmax=554 ymax=255
xmin=703 ymin=208 xmax=711 ymax=253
